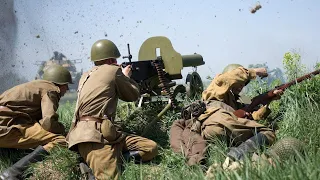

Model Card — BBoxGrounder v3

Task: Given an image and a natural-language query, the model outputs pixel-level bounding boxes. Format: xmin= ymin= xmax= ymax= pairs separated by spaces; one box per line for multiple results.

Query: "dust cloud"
xmin=0 ymin=0 xmax=27 ymax=93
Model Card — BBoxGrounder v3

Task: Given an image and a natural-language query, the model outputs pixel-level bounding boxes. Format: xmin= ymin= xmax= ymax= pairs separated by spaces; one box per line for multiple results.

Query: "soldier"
xmin=202 ymin=64 xmax=275 ymax=120
xmin=170 ymin=64 xmax=283 ymax=167
xmin=202 ymin=64 xmax=284 ymax=167
xmin=0 ymin=64 xmax=72 ymax=179
xmin=67 ymin=39 xmax=158 ymax=180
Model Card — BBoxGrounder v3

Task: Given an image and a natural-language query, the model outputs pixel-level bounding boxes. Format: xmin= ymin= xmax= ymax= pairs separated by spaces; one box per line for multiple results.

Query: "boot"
xmin=0 ymin=146 xmax=49 ymax=180
xmin=79 ymin=162 xmax=96 ymax=180
xmin=227 ymin=132 xmax=269 ymax=161
xmin=122 ymin=151 xmax=141 ymax=163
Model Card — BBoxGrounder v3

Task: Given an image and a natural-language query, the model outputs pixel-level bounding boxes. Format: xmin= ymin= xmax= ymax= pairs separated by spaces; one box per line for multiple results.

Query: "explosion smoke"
xmin=0 ymin=0 xmax=26 ymax=93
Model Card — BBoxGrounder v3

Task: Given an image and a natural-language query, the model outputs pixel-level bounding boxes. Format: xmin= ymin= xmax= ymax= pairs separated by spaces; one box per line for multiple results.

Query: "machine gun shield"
xmin=122 ymin=36 xmax=205 ymax=109
xmin=138 ymin=36 xmax=183 ymax=77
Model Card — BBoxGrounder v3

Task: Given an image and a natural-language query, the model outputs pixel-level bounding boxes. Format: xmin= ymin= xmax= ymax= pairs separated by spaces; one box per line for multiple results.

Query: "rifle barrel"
xmin=279 ymin=69 xmax=320 ymax=90
xmin=234 ymin=69 xmax=320 ymax=118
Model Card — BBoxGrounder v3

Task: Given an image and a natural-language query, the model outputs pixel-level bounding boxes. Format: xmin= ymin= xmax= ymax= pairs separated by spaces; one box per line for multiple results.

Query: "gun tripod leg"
xmin=141 ymin=102 xmax=172 ymax=136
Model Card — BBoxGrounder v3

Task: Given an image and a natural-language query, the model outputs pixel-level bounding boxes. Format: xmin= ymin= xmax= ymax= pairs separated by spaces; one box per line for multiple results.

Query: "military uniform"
xmin=170 ymin=65 xmax=275 ymax=166
xmin=200 ymin=66 xmax=275 ymax=144
xmin=0 ymin=64 xmax=72 ymax=180
xmin=67 ymin=39 xmax=158 ymax=180
xmin=0 ymin=80 xmax=66 ymax=150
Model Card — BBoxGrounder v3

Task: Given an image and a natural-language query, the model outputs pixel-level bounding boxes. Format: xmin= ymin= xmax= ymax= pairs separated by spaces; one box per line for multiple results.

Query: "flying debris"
xmin=36 ymin=35 xmax=40 ymax=38
xmin=250 ymin=2 xmax=262 ymax=14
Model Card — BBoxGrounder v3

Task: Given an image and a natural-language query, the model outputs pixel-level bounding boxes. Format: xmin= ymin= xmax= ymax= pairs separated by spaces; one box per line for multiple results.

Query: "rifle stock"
xmin=234 ymin=69 xmax=320 ymax=118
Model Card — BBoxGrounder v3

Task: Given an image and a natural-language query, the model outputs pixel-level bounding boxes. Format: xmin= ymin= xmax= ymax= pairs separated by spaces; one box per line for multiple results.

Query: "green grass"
xmin=59 ymin=92 xmax=77 ymax=105
xmin=1 ymin=76 xmax=320 ymax=180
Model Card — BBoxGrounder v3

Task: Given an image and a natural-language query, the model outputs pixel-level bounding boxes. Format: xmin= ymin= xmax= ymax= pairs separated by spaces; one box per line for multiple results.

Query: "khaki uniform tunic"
xmin=202 ymin=67 xmax=256 ymax=110
xmin=0 ymin=80 xmax=66 ymax=151
xmin=169 ymin=67 xmax=275 ymax=166
xmin=200 ymin=67 xmax=275 ymax=144
xmin=67 ymin=64 xmax=158 ymax=180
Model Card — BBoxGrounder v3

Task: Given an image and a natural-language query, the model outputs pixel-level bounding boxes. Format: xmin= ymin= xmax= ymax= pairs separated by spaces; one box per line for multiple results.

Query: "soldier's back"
xmin=0 ymin=80 xmax=59 ymax=115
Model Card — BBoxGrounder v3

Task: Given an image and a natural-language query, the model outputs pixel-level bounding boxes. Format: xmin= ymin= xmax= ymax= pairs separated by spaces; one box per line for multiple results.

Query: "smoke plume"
xmin=0 ymin=0 xmax=26 ymax=93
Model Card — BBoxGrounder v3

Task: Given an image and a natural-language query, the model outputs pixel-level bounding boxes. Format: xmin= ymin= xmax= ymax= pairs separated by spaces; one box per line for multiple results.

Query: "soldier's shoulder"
xmin=98 ymin=64 xmax=121 ymax=73
xmin=101 ymin=64 xmax=120 ymax=70
xmin=33 ymin=79 xmax=60 ymax=92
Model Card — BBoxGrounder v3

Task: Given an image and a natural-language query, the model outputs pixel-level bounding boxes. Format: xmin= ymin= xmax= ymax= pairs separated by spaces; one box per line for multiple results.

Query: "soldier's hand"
xmin=272 ymin=89 xmax=283 ymax=100
xmin=122 ymin=65 xmax=132 ymax=78
xmin=254 ymin=68 xmax=268 ymax=78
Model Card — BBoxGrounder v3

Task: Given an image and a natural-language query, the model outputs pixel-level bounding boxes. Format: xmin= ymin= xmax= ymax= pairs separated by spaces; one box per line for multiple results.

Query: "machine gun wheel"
xmin=172 ymin=84 xmax=187 ymax=101
xmin=185 ymin=71 xmax=203 ymax=99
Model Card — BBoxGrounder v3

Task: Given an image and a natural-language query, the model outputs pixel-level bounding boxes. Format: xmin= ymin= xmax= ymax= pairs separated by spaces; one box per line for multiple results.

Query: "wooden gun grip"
xmin=233 ymin=109 xmax=253 ymax=119
xmin=233 ymin=109 xmax=247 ymax=118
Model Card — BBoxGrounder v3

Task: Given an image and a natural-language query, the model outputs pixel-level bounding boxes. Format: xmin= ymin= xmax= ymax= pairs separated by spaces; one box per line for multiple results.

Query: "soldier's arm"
xmin=115 ymin=68 xmax=140 ymax=102
xmin=39 ymin=91 xmax=66 ymax=134
xmin=215 ymin=67 xmax=257 ymax=89
xmin=202 ymin=67 xmax=256 ymax=101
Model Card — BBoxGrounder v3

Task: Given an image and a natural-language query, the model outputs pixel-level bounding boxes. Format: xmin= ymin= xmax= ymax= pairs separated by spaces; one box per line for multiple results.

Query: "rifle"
xmin=234 ymin=69 xmax=320 ymax=118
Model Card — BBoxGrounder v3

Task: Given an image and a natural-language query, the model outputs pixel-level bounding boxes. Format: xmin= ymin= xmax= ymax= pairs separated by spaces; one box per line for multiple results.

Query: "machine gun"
xmin=234 ymin=69 xmax=320 ymax=118
xmin=121 ymin=36 xmax=205 ymax=110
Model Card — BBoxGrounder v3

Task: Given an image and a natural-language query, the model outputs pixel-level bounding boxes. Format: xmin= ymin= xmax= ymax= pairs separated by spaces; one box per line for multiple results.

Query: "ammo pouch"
xmin=181 ymin=101 xmax=207 ymax=133
xmin=181 ymin=100 xmax=207 ymax=120
xmin=101 ymin=119 xmax=121 ymax=142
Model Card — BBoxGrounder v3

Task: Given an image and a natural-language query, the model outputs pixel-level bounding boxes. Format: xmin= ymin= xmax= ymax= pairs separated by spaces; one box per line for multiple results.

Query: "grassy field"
xmin=59 ymin=92 xmax=77 ymax=104
xmin=1 ymin=56 xmax=320 ymax=180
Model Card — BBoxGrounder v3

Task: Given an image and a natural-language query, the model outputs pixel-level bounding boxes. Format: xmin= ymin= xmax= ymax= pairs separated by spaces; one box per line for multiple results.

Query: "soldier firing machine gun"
xmin=121 ymin=36 xmax=205 ymax=118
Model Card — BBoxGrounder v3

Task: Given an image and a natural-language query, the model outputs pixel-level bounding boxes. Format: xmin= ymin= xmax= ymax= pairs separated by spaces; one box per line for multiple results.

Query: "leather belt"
xmin=79 ymin=116 xmax=103 ymax=123
xmin=0 ymin=106 xmax=12 ymax=111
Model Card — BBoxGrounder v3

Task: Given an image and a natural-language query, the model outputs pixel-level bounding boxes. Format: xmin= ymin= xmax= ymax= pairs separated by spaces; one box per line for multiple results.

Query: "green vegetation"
xmin=1 ymin=52 xmax=320 ymax=179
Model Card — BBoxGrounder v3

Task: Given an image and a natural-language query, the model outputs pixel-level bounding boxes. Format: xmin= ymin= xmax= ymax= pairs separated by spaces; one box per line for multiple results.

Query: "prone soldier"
xmin=0 ymin=64 xmax=72 ymax=179
xmin=170 ymin=64 xmax=283 ymax=167
xmin=67 ymin=39 xmax=158 ymax=180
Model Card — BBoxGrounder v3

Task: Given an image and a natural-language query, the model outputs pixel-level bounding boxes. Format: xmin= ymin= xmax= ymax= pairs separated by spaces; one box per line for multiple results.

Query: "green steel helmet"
xmin=222 ymin=64 xmax=243 ymax=73
xmin=42 ymin=64 xmax=73 ymax=85
xmin=90 ymin=39 xmax=121 ymax=62
xmin=267 ymin=137 xmax=305 ymax=161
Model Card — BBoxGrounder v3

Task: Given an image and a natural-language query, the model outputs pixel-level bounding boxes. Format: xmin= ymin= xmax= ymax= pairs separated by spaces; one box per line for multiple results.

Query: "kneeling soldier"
xmin=0 ymin=64 xmax=73 ymax=179
xmin=67 ymin=39 xmax=158 ymax=180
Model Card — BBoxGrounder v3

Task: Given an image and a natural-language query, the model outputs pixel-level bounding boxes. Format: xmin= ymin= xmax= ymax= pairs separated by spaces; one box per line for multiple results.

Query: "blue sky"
xmin=10 ymin=0 xmax=320 ymax=81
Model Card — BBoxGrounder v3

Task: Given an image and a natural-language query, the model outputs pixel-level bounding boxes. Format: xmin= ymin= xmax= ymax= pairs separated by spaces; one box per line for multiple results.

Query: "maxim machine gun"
xmin=121 ymin=36 xmax=205 ymax=113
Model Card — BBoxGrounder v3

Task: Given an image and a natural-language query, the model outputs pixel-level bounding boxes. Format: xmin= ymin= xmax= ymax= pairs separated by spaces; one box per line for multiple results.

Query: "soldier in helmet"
xmin=0 ymin=64 xmax=72 ymax=179
xmin=170 ymin=64 xmax=283 ymax=167
xmin=67 ymin=39 xmax=158 ymax=180
xmin=202 ymin=64 xmax=280 ymax=120
xmin=202 ymin=64 xmax=283 ymax=165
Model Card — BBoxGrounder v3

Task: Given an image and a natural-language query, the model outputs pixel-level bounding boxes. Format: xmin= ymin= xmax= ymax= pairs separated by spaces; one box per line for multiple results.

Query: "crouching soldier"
xmin=67 ymin=39 xmax=158 ymax=180
xmin=0 ymin=64 xmax=73 ymax=179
